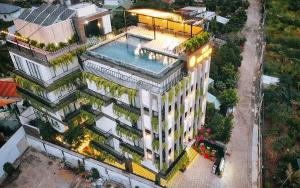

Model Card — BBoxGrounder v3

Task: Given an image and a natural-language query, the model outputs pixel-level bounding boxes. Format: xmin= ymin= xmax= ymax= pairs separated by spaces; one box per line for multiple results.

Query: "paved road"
xmin=168 ymin=0 xmax=262 ymax=187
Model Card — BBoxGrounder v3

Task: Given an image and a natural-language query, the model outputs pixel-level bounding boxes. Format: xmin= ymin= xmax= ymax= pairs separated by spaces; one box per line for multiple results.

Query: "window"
xmin=14 ymin=55 xmax=24 ymax=71
xmin=26 ymin=60 xmax=41 ymax=79
xmin=168 ymin=128 xmax=172 ymax=135
xmin=190 ymin=107 xmax=192 ymax=113
xmin=185 ymin=112 xmax=187 ymax=118
xmin=174 ymin=124 xmax=177 ymax=131
xmin=168 ymin=149 xmax=172 ymax=154
xmin=168 ymin=105 xmax=171 ymax=112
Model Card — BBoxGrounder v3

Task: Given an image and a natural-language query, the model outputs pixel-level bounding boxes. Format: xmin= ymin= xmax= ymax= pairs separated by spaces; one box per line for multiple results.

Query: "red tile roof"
xmin=0 ymin=78 xmax=18 ymax=97
xmin=0 ymin=98 xmax=19 ymax=107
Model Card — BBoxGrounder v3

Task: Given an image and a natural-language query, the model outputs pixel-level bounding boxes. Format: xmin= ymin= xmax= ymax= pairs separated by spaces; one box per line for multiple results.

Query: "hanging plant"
xmin=83 ymin=72 xmax=137 ymax=104
xmin=175 ymin=83 xmax=180 ymax=97
xmin=116 ymin=124 xmax=140 ymax=142
xmin=162 ymin=95 xmax=166 ymax=103
xmin=152 ymin=139 xmax=159 ymax=151
xmin=49 ymin=45 xmax=87 ymax=67
xmin=113 ymin=103 xmax=139 ymax=123
xmin=151 ymin=117 xmax=158 ymax=132
xmin=168 ymin=87 xmax=175 ymax=102
xmin=120 ymin=144 xmax=142 ymax=163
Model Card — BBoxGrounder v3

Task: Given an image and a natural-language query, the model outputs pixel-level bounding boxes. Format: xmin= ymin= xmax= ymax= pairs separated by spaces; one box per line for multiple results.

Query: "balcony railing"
xmin=90 ymin=141 xmax=125 ymax=163
xmin=14 ymin=66 xmax=81 ymax=88
xmin=116 ymin=120 xmax=142 ymax=137
xmin=6 ymin=39 xmax=81 ymax=64
xmin=17 ymin=87 xmax=78 ymax=112
xmin=120 ymin=142 xmax=144 ymax=156
xmin=84 ymin=60 xmax=187 ymax=94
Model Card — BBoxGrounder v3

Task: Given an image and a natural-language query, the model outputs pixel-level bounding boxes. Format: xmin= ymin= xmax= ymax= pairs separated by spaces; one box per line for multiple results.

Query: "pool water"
xmin=90 ymin=36 xmax=172 ymax=73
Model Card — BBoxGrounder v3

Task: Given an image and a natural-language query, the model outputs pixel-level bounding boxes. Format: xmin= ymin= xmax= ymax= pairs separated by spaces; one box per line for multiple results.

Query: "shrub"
xmin=3 ymin=162 xmax=15 ymax=176
xmin=91 ymin=168 xmax=100 ymax=180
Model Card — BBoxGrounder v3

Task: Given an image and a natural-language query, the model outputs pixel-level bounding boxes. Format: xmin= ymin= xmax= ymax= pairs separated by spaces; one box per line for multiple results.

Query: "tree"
xmin=38 ymin=119 xmax=58 ymax=141
xmin=220 ymin=64 xmax=239 ymax=88
xmin=265 ymin=103 xmax=292 ymax=125
xmin=91 ymin=168 xmax=100 ymax=180
xmin=64 ymin=126 xmax=84 ymax=148
xmin=281 ymin=163 xmax=300 ymax=187
xmin=3 ymin=162 xmax=15 ymax=176
xmin=271 ymin=135 xmax=293 ymax=153
xmin=218 ymin=89 xmax=239 ymax=115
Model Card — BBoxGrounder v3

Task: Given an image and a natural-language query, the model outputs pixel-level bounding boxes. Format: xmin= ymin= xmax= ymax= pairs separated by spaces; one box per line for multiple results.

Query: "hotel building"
xmin=6 ymin=4 xmax=212 ymax=184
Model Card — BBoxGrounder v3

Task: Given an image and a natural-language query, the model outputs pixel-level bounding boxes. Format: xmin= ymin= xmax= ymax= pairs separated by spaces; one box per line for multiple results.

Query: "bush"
xmin=3 ymin=162 xmax=15 ymax=176
xmin=91 ymin=168 xmax=100 ymax=180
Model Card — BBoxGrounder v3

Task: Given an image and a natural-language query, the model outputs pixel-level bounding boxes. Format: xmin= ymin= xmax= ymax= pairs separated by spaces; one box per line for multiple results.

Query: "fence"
xmin=0 ymin=127 xmax=28 ymax=182
xmin=26 ymin=135 xmax=161 ymax=188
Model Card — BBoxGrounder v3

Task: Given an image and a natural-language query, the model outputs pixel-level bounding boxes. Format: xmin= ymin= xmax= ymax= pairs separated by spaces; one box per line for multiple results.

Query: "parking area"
xmin=2 ymin=149 xmax=91 ymax=188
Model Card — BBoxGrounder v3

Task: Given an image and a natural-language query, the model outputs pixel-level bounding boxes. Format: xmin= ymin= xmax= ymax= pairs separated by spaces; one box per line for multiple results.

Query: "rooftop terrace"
xmin=86 ymin=26 xmax=189 ymax=75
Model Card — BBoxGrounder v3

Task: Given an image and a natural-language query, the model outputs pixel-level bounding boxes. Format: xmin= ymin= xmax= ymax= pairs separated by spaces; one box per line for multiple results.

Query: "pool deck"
xmin=127 ymin=26 xmax=188 ymax=55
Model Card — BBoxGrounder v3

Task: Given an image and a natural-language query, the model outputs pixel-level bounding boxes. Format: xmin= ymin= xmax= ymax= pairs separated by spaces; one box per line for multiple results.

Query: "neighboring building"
xmin=0 ymin=3 xmax=22 ymax=22
xmin=0 ymin=78 xmax=20 ymax=109
xmin=7 ymin=5 xmax=212 ymax=185
xmin=262 ymin=75 xmax=279 ymax=88
xmin=179 ymin=6 xmax=229 ymax=26
xmin=103 ymin=0 xmax=133 ymax=11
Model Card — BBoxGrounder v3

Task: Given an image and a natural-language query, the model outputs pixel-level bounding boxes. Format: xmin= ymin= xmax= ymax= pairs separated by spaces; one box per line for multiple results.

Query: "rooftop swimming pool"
xmin=89 ymin=35 xmax=177 ymax=74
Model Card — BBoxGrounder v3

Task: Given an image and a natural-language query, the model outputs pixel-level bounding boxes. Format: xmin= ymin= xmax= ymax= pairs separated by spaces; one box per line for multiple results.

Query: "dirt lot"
xmin=1 ymin=149 xmax=91 ymax=188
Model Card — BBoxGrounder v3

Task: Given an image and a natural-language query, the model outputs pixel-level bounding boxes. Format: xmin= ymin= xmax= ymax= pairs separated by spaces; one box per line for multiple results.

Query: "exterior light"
xmin=147 ymin=153 xmax=152 ymax=159
xmin=97 ymin=22 xmax=101 ymax=27
xmin=189 ymin=56 xmax=196 ymax=68
xmin=131 ymin=13 xmax=136 ymax=16
xmin=84 ymin=20 xmax=89 ymax=24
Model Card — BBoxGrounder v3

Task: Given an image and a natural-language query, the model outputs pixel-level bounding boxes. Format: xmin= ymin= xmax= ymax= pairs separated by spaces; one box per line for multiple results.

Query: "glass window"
xmin=26 ymin=60 xmax=41 ymax=79
xmin=14 ymin=55 xmax=24 ymax=71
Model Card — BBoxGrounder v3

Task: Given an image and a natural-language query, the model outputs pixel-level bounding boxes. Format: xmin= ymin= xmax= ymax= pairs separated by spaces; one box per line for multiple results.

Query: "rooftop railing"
xmin=6 ymin=39 xmax=80 ymax=64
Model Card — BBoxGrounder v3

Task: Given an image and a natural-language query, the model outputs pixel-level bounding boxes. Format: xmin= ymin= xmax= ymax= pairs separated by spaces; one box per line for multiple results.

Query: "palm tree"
xmin=281 ymin=163 xmax=300 ymax=187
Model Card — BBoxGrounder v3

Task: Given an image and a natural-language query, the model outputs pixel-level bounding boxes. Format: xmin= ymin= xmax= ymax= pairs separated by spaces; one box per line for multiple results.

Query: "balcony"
xmin=80 ymin=87 xmax=113 ymax=106
xmin=17 ymin=87 xmax=78 ymax=112
xmin=90 ymin=141 xmax=125 ymax=163
xmin=6 ymin=39 xmax=82 ymax=65
xmin=120 ymin=142 xmax=144 ymax=157
xmin=14 ymin=68 xmax=82 ymax=90
xmin=81 ymin=105 xmax=102 ymax=121
xmin=116 ymin=120 xmax=142 ymax=137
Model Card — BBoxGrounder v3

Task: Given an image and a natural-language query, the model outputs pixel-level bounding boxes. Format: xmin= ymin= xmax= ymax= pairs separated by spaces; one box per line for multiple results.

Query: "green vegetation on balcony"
xmin=89 ymin=141 xmax=119 ymax=163
xmin=83 ymin=72 xmax=137 ymax=104
xmin=49 ymin=45 xmax=87 ymax=67
xmin=119 ymin=144 xmax=142 ymax=164
xmin=162 ymin=121 xmax=167 ymax=130
xmin=68 ymin=110 xmax=95 ymax=127
xmin=167 ymin=87 xmax=175 ymax=102
xmin=154 ymin=159 xmax=160 ymax=169
xmin=180 ymin=105 xmax=184 ymax=114
xmin=175 ymin=83 xmax=180 ymax=97
xmin=113 ymin=103 xmax=139 ymax=123
xmin=195 ymin=87 xmax=204 ymax=99
xmin=152 ymin=139 xmax=159 ymax=151
xmin=175 ymin=110 xmax=179 ymax=121
xmin=17 ymin=89 xmax=79 ymax=112
xmin=116 ymin=124 xmax=139 ymax=142
xmin=84 ymin=128 xmax=106 ymax=144
xmin=79 ymin=92 xmax=104 ymax=110
xmin=183 ymin=32 xmax=210 ymax=54
xmin=151 ymin=117 xmax=158 ymax=132
xmin=14 ymin=71 xmax=82 ymax=92
xmin=174 ymin=130 xmax=179 ymax=141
